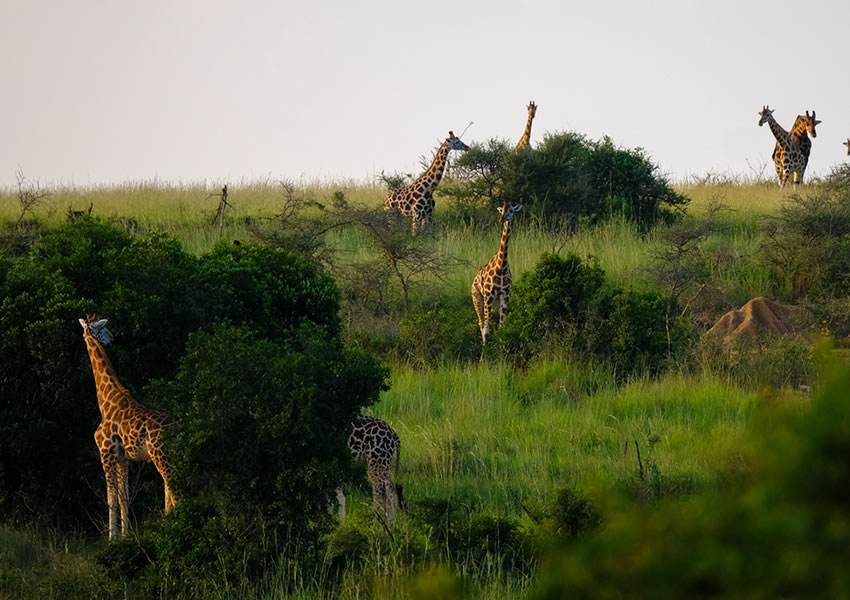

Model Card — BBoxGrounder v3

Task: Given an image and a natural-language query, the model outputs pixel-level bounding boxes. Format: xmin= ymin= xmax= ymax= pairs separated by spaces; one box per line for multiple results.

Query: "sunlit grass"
xmin=361 ymin=359 xmax=766 ymax=517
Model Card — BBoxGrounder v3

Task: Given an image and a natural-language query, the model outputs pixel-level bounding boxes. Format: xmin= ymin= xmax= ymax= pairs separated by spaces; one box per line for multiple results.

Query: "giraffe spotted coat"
xmin=384 ymin=131 xmax=469 ymax=234
xmin=80 ymin=314 xmax=176 ymax=540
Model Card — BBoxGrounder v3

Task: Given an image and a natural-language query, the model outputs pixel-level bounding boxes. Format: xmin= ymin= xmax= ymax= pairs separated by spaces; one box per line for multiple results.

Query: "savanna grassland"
xmin=2 ymin=163 xmax=850 ymax=600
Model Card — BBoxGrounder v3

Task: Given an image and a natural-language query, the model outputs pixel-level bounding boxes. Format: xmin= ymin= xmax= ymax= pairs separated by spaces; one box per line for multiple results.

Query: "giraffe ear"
xmin=496 ymin=206 xmax=505 ymax=216
xmin=78 ymin=318 xmax=87 ymax=328
xmin=93 ymin=319 xmax=108 ymax=329
xmin=514 ymin=204 xmax=523 ymax=212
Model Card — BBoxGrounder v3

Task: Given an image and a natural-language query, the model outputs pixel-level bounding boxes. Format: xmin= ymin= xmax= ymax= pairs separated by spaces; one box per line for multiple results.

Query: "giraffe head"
xmin=844 ymin=139 xmax=850 ymax=156
xmin=445 ymin=131 xmax=470 ymax=152
xmin=527 ymin=101 xmax=537 ymax=119
xmin=497 ymin=201 xmax=522 ymax=224
xmin=79 ymin=314 xmax=114 ymax=345
xmin=799 ymin=110 xmax=821 ymax=138
xmin=758 ymin=105 xmax=774 ymax=127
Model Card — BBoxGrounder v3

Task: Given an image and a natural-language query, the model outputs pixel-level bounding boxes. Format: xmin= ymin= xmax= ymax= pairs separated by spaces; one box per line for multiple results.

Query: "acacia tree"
xmin=342 ymin=205 xmax=466 ymax=317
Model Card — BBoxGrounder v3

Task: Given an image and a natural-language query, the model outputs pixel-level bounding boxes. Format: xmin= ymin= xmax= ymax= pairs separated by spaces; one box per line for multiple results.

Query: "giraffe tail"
xmin=394 ymin=443 xmax=401 ymax=479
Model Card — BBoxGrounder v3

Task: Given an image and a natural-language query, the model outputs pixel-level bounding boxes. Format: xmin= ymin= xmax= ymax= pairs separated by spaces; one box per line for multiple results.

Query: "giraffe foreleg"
xmin=100 ymin=451 xmax=120 ymax=540
xmin=472 ymin=283 xmax=486 ymax=341
xmin=481 ymin=294 xmax=495 ymax=344
xmin=116 ymin=458 xmax=131 ymax=536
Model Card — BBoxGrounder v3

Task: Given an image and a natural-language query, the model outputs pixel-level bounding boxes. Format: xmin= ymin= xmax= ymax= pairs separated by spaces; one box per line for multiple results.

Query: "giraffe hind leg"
xmin=149 ymin=442 xmax=176 ymax=513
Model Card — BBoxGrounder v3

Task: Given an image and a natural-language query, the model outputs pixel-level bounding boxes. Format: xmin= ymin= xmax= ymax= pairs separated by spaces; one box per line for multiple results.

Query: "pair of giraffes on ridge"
xmin=757 ymin=106 xmax=850 ymax=186
xmin=81 ymin=102 xmax=540 ymax=539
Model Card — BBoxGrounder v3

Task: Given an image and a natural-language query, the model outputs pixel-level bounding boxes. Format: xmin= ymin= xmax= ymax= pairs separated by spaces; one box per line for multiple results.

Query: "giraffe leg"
xmin=100 ymin=452 xmax=120 ymax=540
xmin=336 ymin=486 xmax=346 ymax=519
xmin=384 ymin=479 xmax=397 ymax=525
xmin=481 ymin=294 xmax=494 ymax=344
xmin=471 ymin=284 xmax=486 ymax=341
xmin=149 ymin=443 xmax=176 ymax=513
xmin=499 ymin=290 xmax=511 ymax=327
xmin=116 ymin=458 xmax=131 ymax=536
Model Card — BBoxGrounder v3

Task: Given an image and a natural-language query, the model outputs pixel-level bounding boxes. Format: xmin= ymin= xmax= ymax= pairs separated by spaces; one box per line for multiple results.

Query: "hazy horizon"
xmin=2 ymin=0 xmax=848 ymax=190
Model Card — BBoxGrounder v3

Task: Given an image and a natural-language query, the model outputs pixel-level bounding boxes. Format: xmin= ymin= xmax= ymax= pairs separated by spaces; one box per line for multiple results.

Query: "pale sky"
xmin=2 ymin=0 xmax=848 ymax=189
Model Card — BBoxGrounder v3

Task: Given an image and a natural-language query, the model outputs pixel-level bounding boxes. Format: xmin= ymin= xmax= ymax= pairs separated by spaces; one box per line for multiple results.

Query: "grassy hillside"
xmin=0 ymin=179 xmax=835 ymax=599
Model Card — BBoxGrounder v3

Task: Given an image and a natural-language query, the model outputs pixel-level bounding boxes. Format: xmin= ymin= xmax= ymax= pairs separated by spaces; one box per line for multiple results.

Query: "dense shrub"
xmin=497 ymin=253 xmax=685 ymax=375
xmin=761 ymin=190 xmax=850 ymax=300
xmin=441 ymin=133 xmax=687 ymax=231
xmin=0 ymin=218 xmax=380 ymax=539
xmin=396 ymin=307 xmax=481 ymax=366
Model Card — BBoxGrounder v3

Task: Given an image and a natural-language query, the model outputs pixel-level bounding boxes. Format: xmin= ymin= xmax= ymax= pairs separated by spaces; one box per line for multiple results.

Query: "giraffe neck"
xmin=789 ymin=117 xmax=809 ymax=141
xmin=494 ymin=219 xmax=512 ymax=270
xmin=516 ymin=113 xmax=534 ymax=149
xmin=83 ymin=334 xmax=133 ymax=415
xmin=413 ymin=140 xmax=450 ymax=192
xmin=766 ymin=115 xmax=790 ymax=146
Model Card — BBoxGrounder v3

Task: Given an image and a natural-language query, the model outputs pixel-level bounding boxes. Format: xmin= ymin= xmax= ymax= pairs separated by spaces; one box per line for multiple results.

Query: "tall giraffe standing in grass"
xmin=79 ymin=314 xmax=177 ymax=540
xmin=472 ymin=200 xmax=522 ymax=345
xmin=514 ymin=101 xmax=537 ymax=151
xmin=384 ymin=131 xmax=469 ymax=234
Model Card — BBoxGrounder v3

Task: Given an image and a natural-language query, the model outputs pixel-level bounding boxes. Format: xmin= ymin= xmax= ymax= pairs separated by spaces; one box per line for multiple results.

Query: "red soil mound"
xmin=706 ymin=296 xmax=797 ymax=343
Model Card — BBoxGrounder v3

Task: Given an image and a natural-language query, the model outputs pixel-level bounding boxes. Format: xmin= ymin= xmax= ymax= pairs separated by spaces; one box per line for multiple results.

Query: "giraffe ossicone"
xmin=472 ymin=200 xmax=522 ymax=345
xmin=383 ymin=130 xmax=469 ymax=234
xmin=79 ymin=314 xmax=177 ymax=540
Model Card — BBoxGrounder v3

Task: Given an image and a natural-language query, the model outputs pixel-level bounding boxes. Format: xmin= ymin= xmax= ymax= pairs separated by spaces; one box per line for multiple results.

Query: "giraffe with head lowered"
xmin=335 ymin=414 xmax=403 ymax=524
xmin=514 ymin=100 xmax=537 ymax=151
xmin=79 ymin=314 xmax=176 ymax=540
xmin=472 ymin=200 xmax=522 ymax=344
xmin=384 ymin=131 xmax=469 ymax=234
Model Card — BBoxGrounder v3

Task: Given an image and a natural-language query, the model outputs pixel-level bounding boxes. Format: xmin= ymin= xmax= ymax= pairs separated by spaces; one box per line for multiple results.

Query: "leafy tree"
xmin=441 ymin=132 xmax=687 ymax=231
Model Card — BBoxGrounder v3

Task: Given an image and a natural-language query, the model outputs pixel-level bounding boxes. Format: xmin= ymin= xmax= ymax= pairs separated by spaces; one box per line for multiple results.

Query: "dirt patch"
xmin=705 ymin=296 xmax=798 ymax=344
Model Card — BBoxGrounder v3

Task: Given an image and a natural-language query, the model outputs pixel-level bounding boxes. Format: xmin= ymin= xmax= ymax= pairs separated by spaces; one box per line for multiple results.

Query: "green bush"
xmin=497 ymin=253 xmax=684 ymax=375
xmin=442 ymin=133 xmax=687 ymax=231
xmin=396 ymin=307 xmax=481 ymax=366
xmin=761 ymin=190 xmax=850 ymax=300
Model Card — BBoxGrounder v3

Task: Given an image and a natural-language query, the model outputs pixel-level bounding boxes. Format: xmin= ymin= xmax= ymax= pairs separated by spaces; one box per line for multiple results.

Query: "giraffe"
xmin=514 ymin=100 xmax=538 ymax=151
xmin=79 ymin=314 xmax=176 ymax=540
xmin=335 ymin=414 xmax=403 ymax=524
xmin=471 ymin=200 xmax=522 ymax=345
xmin=758 ymin=105 xmax=791 ymax=185
xmin=843 ymin=139 xmax=850 ymax=156
xmin=384 ymin=131 xmax=469 ymax=234
xmin=758 ymin=106 xmax=821 ymax=187
xmin=781 ymin=111 xmax=820 ymax=187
